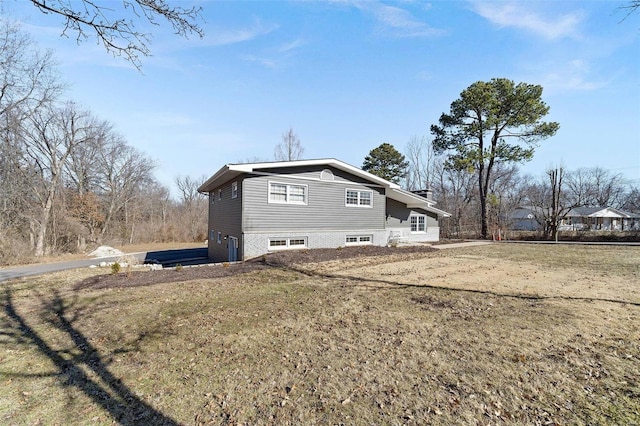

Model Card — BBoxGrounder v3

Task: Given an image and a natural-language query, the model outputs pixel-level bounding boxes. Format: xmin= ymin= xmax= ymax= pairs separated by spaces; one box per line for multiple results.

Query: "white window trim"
xmin=268 ymin=237 xmax=308 ymax=251
xmin=217 ymin=189 xmax=222 ymax=200
xmin=345 ymin=235 xmax=373 ymax=246
xmin=217 ymin=232 xmax=222 ymax=244
xmin=345 ymin=188 xmax=373 ymax=208
xmin=268 ymin=181 xmax=308 ymax=205
xmin=231 ymin=181 xmax=238 ymax=199
xmin=410 ymin=214 xmax=427 ymax=233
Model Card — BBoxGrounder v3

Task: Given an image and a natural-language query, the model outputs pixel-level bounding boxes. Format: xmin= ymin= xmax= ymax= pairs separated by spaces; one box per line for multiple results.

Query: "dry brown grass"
xmin=1 ymin=244 xmax=638 ymax=425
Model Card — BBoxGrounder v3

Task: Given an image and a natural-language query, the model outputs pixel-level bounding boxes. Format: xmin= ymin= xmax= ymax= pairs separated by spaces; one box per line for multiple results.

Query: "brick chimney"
xmin=412 ymin=187 xmax=433 ymax=201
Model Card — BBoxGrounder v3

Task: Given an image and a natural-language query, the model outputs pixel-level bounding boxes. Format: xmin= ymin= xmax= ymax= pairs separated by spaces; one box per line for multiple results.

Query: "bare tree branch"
xmin=28 ymin=0 xmax=204 ymax=70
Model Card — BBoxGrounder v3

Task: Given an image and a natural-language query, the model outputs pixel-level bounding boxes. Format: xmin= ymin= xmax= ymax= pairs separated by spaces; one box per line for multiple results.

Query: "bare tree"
xmin=19 ymin=102 xmax=97 ymax=256
xmin=405 ymin=135 xmax=435 ymax=191
xmin=566 ymin=167 xmax=628 ymax=208
xmin=431 ymin=158 xmax=476 ymax=238
xmin=27 ymin=0 xmax=204 ymax=69
xmin=526 ymin=166 xmax=576 ymax=240
xmin=486 ymin=163 xmax=522 ymax=238
xmin=174 ymin=174 xmax=207 ymax=241
xmin=95 ymin=134 xmax=155 ymax=241
xmin=0 ymin=21 xmax=64 ymax=130
xmin=274 ymin=128 xmax=304 ymax=161
xmin=620 ymin=184 xmax=640 ymax=213
xmin=618 ymin=1 xmax=640 ymax=21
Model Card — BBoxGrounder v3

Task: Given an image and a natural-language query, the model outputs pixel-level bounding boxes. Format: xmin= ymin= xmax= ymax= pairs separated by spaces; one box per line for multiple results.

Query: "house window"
xmin=231 ymin=182 xmax=238 ymax=199
xmin=210 ymin=230 xmax=215 ymax=241
xmin=269 ymin=182 xmax=308 ymax=205
xmin=346 ymin=235 xmax=373 ymax=245
xmin=410 ymin=215 xmax=426 ymax=233
xmin=268 ymin=237 xmax=307 ymax=250
xmin=217 ymin=232 xmax=222 ymax=244
xmin=345 ymin=189 xmax=373 ymax=207
xmin=217 ymin=189 xmax=222 ymax=200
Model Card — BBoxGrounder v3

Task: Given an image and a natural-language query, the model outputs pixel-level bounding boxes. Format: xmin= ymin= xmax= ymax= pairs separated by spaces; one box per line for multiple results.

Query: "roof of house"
xmin=513 ymin=206 xmax=639 ymax=219
xmin=198 ymin=158 xmax=451 ymax=217
xmin=568 ymin=206 xmax=639 ymax=218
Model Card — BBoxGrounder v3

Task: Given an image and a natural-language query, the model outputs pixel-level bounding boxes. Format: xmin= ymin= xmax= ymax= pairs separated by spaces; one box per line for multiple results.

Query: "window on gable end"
xmin=231 ymin=182 xmax=238 ymax=199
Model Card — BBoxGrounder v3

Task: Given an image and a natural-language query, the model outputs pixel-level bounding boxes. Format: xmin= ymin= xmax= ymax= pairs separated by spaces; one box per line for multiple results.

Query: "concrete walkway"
xmin=432 ymin=241 xmax=494 ymax=250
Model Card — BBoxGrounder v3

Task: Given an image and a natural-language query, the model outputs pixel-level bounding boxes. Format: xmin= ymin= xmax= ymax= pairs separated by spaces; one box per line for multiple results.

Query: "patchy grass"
xmin=1 ymin=244 xmax=639 ymax=425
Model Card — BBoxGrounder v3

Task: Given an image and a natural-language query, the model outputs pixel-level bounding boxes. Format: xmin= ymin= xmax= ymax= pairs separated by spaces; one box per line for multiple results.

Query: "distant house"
xmin=511 ymin=206 xmax=640 ymax=232
xmin=197 ymin=159 xmax=451 ymax=262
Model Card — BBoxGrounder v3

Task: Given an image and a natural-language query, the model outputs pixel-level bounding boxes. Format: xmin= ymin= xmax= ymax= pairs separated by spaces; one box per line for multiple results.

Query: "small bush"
xmin=111 ymin=262 xmax=121 ymax=275
xmin=175 ymin=263 xmax=183 ymax=272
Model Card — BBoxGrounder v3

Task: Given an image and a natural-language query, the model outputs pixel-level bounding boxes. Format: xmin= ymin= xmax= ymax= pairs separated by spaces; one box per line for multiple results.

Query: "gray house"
xmin=197 ymin=159 xmax=451 ymax=262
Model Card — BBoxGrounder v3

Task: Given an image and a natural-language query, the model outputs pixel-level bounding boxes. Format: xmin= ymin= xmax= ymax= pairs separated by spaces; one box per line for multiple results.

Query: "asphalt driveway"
xmin=0 ymin=248 xmax=209 ymax=283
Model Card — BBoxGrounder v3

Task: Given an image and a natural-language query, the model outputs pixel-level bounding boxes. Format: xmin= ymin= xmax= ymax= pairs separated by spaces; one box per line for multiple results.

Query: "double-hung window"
xmin=269 ymin=182 xmax=307 ymax=205
xmin=410 ymin=215 xmax=426 ymax=233
xmin=345 ymin=189 xmax=373 ymax=207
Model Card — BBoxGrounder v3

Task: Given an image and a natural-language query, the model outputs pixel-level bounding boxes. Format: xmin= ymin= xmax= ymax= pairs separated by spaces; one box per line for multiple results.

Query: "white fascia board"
xmin=199 ymin=158 xmax=398 ymax=193
xmin=389 ymin=188 xmax=451 ymax=218
xmin=239 ymin=158 xmax=397 ymax=188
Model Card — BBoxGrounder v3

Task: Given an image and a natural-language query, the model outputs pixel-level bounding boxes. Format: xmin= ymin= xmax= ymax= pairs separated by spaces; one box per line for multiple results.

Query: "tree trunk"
xmin=34 ymin=188 xmax=56 ymax=257
xmin=479 ymin=168 xmax=489 ymax=239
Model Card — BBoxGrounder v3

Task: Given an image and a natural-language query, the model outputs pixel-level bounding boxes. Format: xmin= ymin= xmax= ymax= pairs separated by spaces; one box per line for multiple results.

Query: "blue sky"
xmin=6 ymin=1 xmax=640 ymax=192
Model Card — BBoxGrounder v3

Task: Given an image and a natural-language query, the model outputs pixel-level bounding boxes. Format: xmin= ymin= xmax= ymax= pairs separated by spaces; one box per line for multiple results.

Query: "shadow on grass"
xmin=1 ymin=288 xmax=179 ymax=425
xmin=265 ymin=260 xmax=640 ymax=307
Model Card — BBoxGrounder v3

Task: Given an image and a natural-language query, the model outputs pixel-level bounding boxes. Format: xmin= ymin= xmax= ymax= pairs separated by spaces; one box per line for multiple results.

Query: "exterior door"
xmin=228 ymin=236 xmax=238 ymax=262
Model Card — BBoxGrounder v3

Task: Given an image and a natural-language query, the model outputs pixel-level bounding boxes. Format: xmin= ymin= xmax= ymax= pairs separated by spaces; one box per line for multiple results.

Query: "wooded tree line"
xmin=403 ymin=138 xmax=639 ymax=239
xmin=364 ymin=77 xmax=637 ymax=240
xmin=0 ymin=22 xmax=207 ymax=263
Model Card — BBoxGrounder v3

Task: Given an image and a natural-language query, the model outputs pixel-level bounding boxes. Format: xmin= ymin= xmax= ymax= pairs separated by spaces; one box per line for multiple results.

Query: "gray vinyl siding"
xmin=386 ymin=198 xmax=439 ymax=228
xmin=242 ymin=168 xmax=386 ymax=232
xmin=207 ymin=177 xmax=243 ymax=261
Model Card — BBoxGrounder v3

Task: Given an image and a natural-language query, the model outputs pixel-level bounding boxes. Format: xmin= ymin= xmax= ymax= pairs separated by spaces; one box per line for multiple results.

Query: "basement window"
xmin=345 ymin=235 xmax=373 ymax=245
xmin=268 ymin=237 xmax=307 ymax=250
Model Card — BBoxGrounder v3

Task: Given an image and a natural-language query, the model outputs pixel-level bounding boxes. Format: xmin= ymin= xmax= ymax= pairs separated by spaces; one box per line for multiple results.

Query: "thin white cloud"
xmin=415 ymin=70 xmax=433 ymax=81
xmin=240 ymin=54 xmax=278 ymax=69
xmin=471 ymin=1 xmax=584 ymax=40
xmin=278 ymin=38 xmax=306 ymax=54
xmin=241 ymin=38 xmax=306 ymax=69
xmin=529 ymin=59 xmax=611 ymax=94
xmin=202 ymin=18 xmax=279 ymax=47
xmin=339 ymin=1 xmax=444 ymax=38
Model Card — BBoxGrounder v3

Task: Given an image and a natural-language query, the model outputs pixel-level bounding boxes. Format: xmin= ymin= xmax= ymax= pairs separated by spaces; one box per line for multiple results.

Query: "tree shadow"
xmin=1 ymin=287 xmax=180 ymax=425
xmin=265 ymin=259 xmax=640 ymax=307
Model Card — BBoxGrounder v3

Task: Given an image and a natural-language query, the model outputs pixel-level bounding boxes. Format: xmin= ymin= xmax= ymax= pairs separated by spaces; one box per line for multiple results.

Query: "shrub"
xmin=110 ymin=262 xmax=121 ymax=275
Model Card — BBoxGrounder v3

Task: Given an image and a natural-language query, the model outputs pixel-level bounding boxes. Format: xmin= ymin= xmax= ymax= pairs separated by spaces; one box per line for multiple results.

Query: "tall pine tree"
xmin=362 ymin=143 xmax=408 ymax=184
